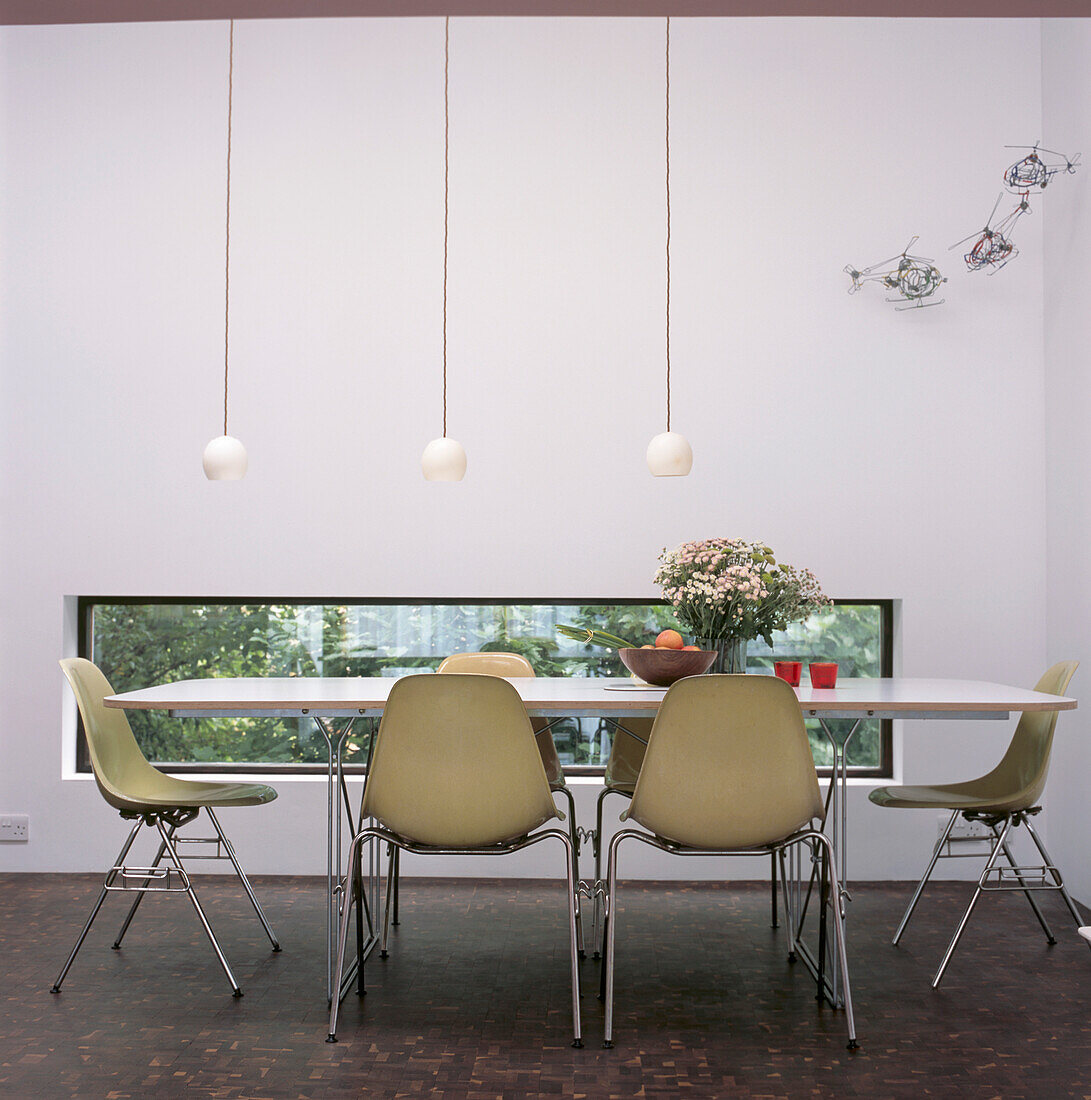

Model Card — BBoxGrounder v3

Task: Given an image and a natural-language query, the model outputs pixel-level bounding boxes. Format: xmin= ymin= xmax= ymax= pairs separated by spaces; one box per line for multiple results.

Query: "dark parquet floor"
xmin=1 ymin=873 xmax=1089 ymax=1098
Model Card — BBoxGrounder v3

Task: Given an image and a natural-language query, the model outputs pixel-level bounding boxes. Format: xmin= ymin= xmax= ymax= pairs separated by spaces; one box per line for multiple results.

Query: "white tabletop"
xmin=104 ymin=675 xmax=1076 ymax=720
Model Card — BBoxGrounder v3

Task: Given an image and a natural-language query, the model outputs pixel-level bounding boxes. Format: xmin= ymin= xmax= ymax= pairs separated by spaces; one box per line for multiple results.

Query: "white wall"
xmin=1042 ymin=19 xmax=1091 ymax=904
xmin=0 ymin=17 xmax=1059 ymax=882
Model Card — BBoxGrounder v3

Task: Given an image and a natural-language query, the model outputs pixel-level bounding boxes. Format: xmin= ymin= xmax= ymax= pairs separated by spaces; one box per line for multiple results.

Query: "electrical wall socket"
xmin=938 ymin=813 xmax=991 ymax=842
xmin=0 ymin=815 xmax=29 ymax=842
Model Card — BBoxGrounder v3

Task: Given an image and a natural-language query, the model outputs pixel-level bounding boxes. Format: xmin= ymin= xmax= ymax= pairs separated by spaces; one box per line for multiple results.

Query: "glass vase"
xmin=698 ymin=636 xmax=748 ymax=674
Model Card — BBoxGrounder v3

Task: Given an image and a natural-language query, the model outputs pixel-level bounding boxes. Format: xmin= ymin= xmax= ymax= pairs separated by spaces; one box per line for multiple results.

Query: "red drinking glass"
xmin=809 ymin=662 xmax=838 ymax=689
xmin=774 ymin=660 xmax=802 ymax=686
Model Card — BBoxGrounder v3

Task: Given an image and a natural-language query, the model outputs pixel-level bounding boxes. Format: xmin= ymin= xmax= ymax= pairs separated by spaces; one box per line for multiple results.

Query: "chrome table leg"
xmin=315 ymin=716 xmax=377 ymax=1003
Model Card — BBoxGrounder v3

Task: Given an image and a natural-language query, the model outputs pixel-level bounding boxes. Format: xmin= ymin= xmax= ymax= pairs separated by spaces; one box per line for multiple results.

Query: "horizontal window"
xmin=78 ymin=597 xmax=893 ymax=777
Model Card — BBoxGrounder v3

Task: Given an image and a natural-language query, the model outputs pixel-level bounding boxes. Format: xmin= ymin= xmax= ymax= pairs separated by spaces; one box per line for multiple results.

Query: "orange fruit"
xmin=681 ymin=644 xmax=700 ymax=651
xmin=655 ymin=629 xmax=684 ymax=650
xmin=640 ymin=644 xmax=655 ymax=650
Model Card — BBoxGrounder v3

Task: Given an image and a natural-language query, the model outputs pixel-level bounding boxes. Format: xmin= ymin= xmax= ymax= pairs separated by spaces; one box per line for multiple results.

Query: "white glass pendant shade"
xmin=421 ymin=437 xmax=467 ymax=481
xmin=646 ymin=431 xmax=693 ymax=477
xmin=202 ymin=434 xmax=248 ymax=480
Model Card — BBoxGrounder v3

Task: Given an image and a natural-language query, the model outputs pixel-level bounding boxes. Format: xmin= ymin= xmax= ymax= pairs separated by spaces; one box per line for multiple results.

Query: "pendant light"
xmin=646 ymin=17 xmax=693 ymax=478
xmin=203 ymin=20 xmax=248 ymax=481
xmin=421 ymin=17 xmax=467 ymax=482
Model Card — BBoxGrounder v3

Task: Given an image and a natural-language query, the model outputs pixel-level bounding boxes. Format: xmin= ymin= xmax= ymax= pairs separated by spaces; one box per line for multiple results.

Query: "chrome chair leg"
xmin=206 ymin=808 xmax=281 ymax=950
xmin=555 ymin=785 xmax=584 ymax=959
xmin=353 ymin=831 xmax=367 ymax=997
xmin=893 ymin=810 xmax=959 ymax=946
xmin=328 ymin=831 xmax=366 ymax=1041
xmin=777 ymin=847 xmax=799 ymax=961
xmin=811 ymin=831 xmax=857 ymax=1049
xmin=601 ymin=828 xmax=856 ymax=1052
xmin=557 ymin=829 xmax=583 ymax=1048
xmin=156 ymin=819 xmax=242 ymax=997
xmin=991 ymin=822 xmax=1055 ymax=944
xmin=1022 ymin=817 xmax=1089 ymax=935
xmin=51 ymin=818 xmax=143 ymax=994
xmin=932 ymin=816 xmax=1014 ymax=988
xmin=328 ymin=827 xmax=582 ymax=1047
xmin=380 ymin=842 xmax=396 ymax=958
xmin=815 ymin=840 xmax=829 ymax=999
xmin=391 ymin=846 xmax=400 ymax=926
xmin=111 ymin=824 xmax=173 ymax=950
xmin=592 ymin=786 xmax=609 ymax=959
xmin=593 ymin=786 xmax=629 ymax=959
xmin=602 ymin=829 xmax=626 ymax=1048
xmin=771 ymin=852 xmax=779 ymax=928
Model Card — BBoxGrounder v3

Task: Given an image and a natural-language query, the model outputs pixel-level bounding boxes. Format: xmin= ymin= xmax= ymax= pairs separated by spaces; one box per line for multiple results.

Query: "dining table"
xmin=104 ymin=673 xmax=1076 ymax=1005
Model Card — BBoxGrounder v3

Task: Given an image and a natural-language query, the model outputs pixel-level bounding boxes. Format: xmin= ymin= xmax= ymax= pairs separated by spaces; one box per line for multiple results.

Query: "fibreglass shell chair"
xmin=590 ymin=716 xmax=651 ymax=956
xmin=869 ymin=660 xmax=1082 ymax=987
xmin=592 ymin=712 xmax=783 ymax=956
xmin=601 ymin=674 xmax=856 ymax=1050
xmin=434 ymin=652 xmax=582 ymax=953
xmin=326 ymin=673 xmax=582 ymax=1046
xmin=53 ymin=658 xmax=280 ymax=998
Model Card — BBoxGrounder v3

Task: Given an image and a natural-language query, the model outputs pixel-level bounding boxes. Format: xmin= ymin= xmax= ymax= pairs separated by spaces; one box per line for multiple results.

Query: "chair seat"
xmin=118 ymin=775 xmax=278 ymax=812
xmin=868 ymin=782 xmax=1029 ymax=814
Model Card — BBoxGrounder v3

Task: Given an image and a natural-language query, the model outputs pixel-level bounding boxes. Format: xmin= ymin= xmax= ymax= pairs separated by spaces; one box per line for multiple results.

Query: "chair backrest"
xmin=604 ymin=718 xmax=652 ymax=792
xmin=437 ymin=651 xmax=536 ymax=678
xmin=626 ymin=674 xmax=823 ymax=850
xmin=977 ymin=660 xmax=1079 ymax=809
xmin=362 ymin=673 xmax=560 ymax=847
xmin=437 ymin=651 xmax=563 ymax=786
xmin=59 ymin=657 xmax=165 ymax=814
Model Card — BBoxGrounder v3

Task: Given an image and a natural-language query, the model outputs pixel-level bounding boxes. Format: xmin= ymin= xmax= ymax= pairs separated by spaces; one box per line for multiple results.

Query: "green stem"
xmin=556 ymin=625 xmax=638 ymax=650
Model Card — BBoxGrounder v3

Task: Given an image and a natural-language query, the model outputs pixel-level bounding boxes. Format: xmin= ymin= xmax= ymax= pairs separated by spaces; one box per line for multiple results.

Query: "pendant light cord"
xmin=223 ymin=18 xmax=235 ymax=438
xmin=442 ymin=15 xmax=450 ymax=438
xmin=664 ymin=16 xmax=672 ymax=435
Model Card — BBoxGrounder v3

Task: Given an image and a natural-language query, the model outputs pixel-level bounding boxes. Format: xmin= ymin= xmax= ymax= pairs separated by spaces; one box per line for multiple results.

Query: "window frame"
xmin=76 ymin=595 xmax=894 ymax=778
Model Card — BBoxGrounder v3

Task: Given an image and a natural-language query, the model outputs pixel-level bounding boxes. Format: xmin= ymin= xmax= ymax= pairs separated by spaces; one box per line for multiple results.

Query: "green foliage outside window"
xmin=86 ymin=599 xmax=888 ymax=772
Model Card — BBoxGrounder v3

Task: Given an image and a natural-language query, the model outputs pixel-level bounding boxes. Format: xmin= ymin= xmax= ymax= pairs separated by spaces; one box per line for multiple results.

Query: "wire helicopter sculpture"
xmin=844 ymin=237 xmax=946 ymax=310
xmin=845 ymin=141 xmax=1078 ymax=308
xmin=1003 ymin=143 xmax=1080 ymax=193
xmin=950 ymin=191 xmax=1031 ymax=274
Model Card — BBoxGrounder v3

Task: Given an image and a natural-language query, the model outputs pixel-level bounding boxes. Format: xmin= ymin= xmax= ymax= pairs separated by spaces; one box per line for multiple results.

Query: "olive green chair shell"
xmin=868 ymin=660 xmax=1083 ymax=987
xmin=592 ymin=706 xmax=784 ymax=956
xmin=362 ymin=673 xmax=560 ymax=848
xmin=626 ymin=674 xmax=824 ymax=850
xmin=330 ymin=673 xmax=582 ymax=1046
xmin=602 ymin=673 xmax=854 ymax=1050
xmin=377 ymin=652 xmax=583 ymax=959
xmin=869 ymin=661 xmax=1079 ymax=814
xmin=53 ymin=658 xmax=279 ymax=998
xmin=61 ymin=658 xmax=276 ymax=814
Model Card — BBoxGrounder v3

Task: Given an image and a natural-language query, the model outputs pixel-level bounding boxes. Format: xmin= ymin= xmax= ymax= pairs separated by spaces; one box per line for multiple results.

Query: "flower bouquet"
xmin=654 ymin=538 xmax=831 ymax=672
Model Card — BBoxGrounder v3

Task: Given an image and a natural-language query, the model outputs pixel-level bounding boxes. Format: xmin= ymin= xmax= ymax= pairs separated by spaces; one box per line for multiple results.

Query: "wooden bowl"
xmin=618 ymin=647 xmax=717 ymax=687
